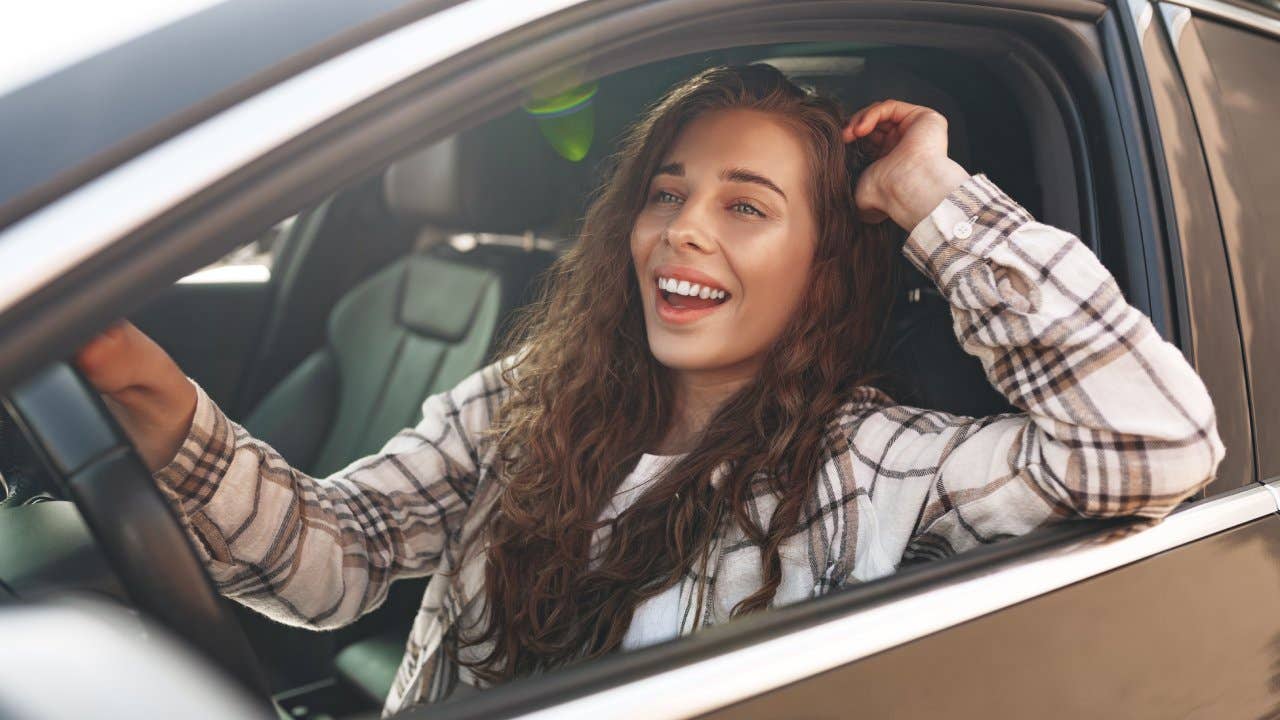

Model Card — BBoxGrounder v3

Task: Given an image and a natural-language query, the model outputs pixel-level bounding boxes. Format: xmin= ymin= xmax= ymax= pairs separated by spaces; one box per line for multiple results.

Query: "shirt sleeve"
xmin=849 ymin=174 xmax=1224 ymax=563
xmin=151 ymin=359 xmax=510 ymax=629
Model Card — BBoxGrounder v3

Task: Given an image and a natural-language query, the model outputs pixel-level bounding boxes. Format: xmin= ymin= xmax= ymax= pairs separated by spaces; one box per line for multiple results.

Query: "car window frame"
xmin=1155 ymin=0 xmax=1280 ymax=482
xmin=1120 ymin=0 xmax=1258 ymax=492
xmin=0 ymin=0 xmax=1275 ymax=717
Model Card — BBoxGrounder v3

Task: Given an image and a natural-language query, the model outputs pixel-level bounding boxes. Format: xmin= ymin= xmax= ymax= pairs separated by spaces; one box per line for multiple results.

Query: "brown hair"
xmin=450 ymin=64 xmax=897 ymax=683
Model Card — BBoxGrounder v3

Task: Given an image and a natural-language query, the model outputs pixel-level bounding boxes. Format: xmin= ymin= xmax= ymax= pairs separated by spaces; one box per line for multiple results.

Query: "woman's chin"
xmin=647 ymin=336 xmax=740 ymax=374
xmin=646 ymin=338 xmax=708 ymax=370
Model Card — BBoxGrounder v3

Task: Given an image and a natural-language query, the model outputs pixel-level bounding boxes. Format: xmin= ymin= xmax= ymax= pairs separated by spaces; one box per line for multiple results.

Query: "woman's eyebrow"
xmin=721 ymin=167 xmax=787 ymax=201
xmin=654 ymin=162 xmax=683 ymax=177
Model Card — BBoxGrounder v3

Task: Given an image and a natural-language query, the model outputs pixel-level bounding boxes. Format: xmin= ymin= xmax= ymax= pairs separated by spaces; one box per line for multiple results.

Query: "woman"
xmin=76 ymin=65 xmax=1223 ymax=714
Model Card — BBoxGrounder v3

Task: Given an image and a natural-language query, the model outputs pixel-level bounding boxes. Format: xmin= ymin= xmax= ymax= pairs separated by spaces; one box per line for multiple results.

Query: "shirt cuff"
xmin=152 ymin=379 xmax=236 ymax=512
xmin=902 ymin=173 xmax=1034 ymax=281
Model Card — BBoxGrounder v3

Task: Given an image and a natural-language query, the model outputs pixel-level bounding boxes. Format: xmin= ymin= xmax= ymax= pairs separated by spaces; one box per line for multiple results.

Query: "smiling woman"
xmin=634 ymin=109 xmax=825 ymax=385
xmin=72 ymin=62 xmax=1222 ymax=715
xmin=465 ymin=66 xmax=903 ymax=686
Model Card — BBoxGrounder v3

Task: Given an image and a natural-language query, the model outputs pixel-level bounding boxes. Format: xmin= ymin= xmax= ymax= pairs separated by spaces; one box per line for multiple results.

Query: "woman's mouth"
xmin=655 ymin=276 xmax=731 ymax=324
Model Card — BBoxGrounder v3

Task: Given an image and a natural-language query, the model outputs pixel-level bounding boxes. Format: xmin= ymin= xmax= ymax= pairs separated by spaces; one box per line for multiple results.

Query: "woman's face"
xmin=631 ymin=108 xmax=819 ymax=376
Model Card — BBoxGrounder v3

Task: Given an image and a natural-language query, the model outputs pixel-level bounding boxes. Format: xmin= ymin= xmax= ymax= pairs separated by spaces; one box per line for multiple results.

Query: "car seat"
xmin=244 ymin=117 xmax=566 ymax=477
xmin=242 ymin=115 xmax=568 ymax=703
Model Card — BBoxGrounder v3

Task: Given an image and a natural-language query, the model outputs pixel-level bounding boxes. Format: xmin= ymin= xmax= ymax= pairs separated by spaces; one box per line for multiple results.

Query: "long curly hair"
xmin=450 ymin=64 xmax=898 ymax=683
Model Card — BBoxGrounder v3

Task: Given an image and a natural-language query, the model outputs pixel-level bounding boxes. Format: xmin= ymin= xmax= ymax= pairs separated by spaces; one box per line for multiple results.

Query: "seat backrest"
xmin=243 ymin=254 xmax=505 ymax=475
xmin=882 ymin=285 xmax=1016 ymax=418
xmin=245 ymin=112 xmax=568 ymax=475
xmin=328 ymin=255 xmax=505 ymax=473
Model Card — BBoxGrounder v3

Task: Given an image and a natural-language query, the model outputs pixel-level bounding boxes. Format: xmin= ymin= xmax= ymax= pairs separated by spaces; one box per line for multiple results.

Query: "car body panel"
xmin=416 ymin=483 xmax=1280 ymax=719
xmin=699 ymin=511 xmax=1280 ymax=720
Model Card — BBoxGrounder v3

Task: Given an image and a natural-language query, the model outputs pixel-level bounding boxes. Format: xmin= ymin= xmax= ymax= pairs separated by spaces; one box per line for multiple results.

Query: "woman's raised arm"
xmin=866 ymin=174 xmax=1221 ymax=561
xmin=841 ymin=101 xmax=1224 ymax=563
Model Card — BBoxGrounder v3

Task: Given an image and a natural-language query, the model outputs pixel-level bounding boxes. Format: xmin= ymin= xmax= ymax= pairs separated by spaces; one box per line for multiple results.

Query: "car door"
xmin=423 ymin=1 xmax=1280 ymax=717
xmin=0 ymin=0 xmax=1275 ymax=718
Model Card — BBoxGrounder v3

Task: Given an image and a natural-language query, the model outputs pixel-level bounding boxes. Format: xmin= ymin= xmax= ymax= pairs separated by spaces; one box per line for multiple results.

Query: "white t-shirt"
xmin=591 ymin=452 xmax=686 ymax=651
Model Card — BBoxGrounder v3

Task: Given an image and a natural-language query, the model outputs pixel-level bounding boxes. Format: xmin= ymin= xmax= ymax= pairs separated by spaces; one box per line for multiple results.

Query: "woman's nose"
xmin=664 ymin=208 xmax=715 ymax=253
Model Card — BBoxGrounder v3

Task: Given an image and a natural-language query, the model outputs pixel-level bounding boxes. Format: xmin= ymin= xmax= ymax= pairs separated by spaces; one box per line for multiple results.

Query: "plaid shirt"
xmin=154 ymin=175 xmax=1223 ymax=716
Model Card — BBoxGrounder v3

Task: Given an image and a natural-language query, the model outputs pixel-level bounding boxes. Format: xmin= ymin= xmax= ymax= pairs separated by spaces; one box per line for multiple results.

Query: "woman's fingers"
xmin=74 ymin=322 xmax=136 ymax=393
xmin=842 ymin=103 xmax=876 ymax=141
xmin=848 ymin=98 xmax=960 ymax=229
xmin=74 ymin=321 xmax=173 ymax=397
xmin=842 ymin=103 xmax=879 ymax=141
xmin=843 ymin=99 xmax=934 ymax=142
xmin=74 ymin=320 xmax=198 ymax=471
xmin=842 ymin=100 xmax=892 ymax=141
xmin=858 ymin=124 xmax=905 ymax=160
xmin=844 ymin=100 xmax=897 ymax=139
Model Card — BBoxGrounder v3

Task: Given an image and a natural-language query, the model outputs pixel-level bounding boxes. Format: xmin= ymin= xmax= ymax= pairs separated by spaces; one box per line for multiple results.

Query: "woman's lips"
xmin=655 ymin=288 xmax=728 ymax=324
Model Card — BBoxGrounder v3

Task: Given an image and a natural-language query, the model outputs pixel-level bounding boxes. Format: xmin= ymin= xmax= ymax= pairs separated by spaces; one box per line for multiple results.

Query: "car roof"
xmin=0 ymin=0 xmax=441 ymax=231
xmin=2 ymin=1 xmax=227 ymax=99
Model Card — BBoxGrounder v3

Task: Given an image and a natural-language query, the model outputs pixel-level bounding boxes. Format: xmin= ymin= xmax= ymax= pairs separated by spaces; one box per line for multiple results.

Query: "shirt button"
xmin=953 ymin=221 xmax=974 ymax=240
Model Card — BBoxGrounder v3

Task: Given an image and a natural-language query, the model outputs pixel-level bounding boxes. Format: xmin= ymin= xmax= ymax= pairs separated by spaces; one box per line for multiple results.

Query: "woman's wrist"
xmin=883 ymin=157 xmax=971 ymax=231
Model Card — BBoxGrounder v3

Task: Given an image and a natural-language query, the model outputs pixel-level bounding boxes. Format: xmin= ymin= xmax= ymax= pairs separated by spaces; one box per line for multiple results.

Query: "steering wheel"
xmin=3 ymin=363 xmax=269 ymax=700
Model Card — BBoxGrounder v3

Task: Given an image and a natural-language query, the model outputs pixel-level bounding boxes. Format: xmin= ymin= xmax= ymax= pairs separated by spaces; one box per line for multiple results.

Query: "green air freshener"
xmin=523 ymin=81 xmax=598 ymax=162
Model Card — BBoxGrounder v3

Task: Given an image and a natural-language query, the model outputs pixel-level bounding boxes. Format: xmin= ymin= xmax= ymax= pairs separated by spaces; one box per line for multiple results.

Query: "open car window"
xmin=1 ymin=1 xmax=1272 ymax=718
xmin=122 ymin=33 xmax=1150 ymax=715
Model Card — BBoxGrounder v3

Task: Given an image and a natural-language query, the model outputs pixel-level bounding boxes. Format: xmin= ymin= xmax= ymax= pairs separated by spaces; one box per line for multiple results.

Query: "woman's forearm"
xmin=149 ymin=363 xmax=504 ymax=630
xmin=904 ymin=174 xmax=1223 ymax=517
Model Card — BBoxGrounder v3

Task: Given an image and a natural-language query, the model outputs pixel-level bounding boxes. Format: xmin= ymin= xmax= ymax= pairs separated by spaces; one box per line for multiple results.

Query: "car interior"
xmin=0 ymin=38 xmax=1091 ymax=718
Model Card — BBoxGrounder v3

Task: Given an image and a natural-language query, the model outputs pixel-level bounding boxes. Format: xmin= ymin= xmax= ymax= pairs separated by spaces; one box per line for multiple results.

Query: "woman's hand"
xmin=74 ymin=321 xmax=197 ymax=472
xmin=843 ymin=100 xmax=971 ymax=230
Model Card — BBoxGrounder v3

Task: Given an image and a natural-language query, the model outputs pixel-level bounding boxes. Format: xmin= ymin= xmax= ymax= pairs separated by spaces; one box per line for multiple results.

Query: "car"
xmin=0 ymin=0 xmax=1277 ymax=718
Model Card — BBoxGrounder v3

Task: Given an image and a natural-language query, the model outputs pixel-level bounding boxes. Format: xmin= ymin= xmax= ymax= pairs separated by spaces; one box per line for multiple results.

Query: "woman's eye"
xmin=731 ymin=201 xmax=764 ymax=217
xmin=653 ymin=190 xmax=682 ymax=205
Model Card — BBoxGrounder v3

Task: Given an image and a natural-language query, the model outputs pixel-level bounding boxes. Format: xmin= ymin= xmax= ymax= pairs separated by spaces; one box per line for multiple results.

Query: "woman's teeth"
xmin=657 ymin=277 xmax=727 ymax=300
